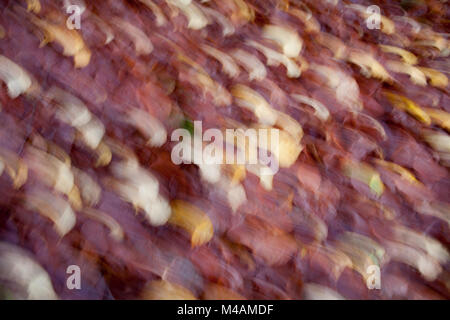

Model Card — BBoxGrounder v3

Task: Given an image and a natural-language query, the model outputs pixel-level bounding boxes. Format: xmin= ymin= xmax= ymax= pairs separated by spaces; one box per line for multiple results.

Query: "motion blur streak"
xmin=0 ymin=0 xmax=449 ymax=300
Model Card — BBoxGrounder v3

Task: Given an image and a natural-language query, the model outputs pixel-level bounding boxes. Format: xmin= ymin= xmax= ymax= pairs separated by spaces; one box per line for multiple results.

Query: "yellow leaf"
xmin=423 ymin=108 xmax=450 ymax=131
xmin=231 ymin=84 xmax=278 ymax=125
xmin=26 ymin=0 xmax=41 ymax=13
xmin=170 ymin=200 xmax=214 ymax=247
xmin=30 ymin=17 xmax=91 ymax=68
xmin=347 ymin=49 xmax=392 ymax=82
xmin=142 ymin=280 xmax=196 ymax=300
xmin=383 ymin=91 xmax=431 ymax=125
xmin=374 ymin=159 xmax=421 ymax=185
xmin=379 ymin=45 xmax=418 ymax=65
xmin=386 ymin=60 xmax=427 ymax=86
xmin=418 ymin=67 xmax=448 ymax=88
xmin=262 ymin=24 xmax=303 ymax=58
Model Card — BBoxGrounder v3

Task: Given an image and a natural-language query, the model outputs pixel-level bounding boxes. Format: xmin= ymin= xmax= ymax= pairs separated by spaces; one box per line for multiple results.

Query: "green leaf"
xmin=182 ymin=119 xmax=194 ymax=136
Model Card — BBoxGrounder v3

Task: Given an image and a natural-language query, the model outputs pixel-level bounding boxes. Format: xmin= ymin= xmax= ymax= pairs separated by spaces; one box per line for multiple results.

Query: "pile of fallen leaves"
xmin=0 ymin=0 xmax=449 ymax=299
